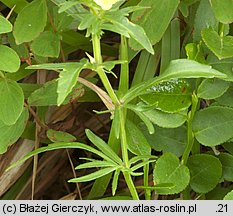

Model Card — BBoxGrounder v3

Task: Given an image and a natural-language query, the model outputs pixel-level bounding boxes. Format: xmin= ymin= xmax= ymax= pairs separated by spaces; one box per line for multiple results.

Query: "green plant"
xmin=1 ymin=0 xmax=233 ymax=200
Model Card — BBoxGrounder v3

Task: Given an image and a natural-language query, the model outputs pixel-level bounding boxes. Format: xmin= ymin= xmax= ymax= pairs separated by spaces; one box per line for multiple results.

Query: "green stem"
xmin=218 ymin=23 xmax=225 ymax=37
xmin=123 ymin=171 xmax=139 ymax=200
xmin=143 ymin=163 xmax=151 ymax=200
xmin=181 ymin=93 xmax=198 ymax=165
xmin=119 ymin=108 xmax=139 ymax=199
xmin=88 ymin=36 xmax=130 ymax=199
xmin=119 ymin=108 xmax=129 ymax=167
xmin=119 ymin=35 xmax=129 ymax=96
xmin=92 ymin=33 xmax=119 ymax=105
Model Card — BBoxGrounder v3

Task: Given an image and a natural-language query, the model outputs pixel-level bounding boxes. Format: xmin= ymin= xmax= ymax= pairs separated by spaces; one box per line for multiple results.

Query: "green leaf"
xmin=31 ymin=31 xmax=61 ymax=58
xmin=131 ymin=160 xmax=156 ymax=172
xmin=0 ymin=45 xmax=20 ymax=73
xmin=0 ymin=15 xmax=12 ymax=34
xmin=160 ymin=59 xmax=227 ymax=81
xmin=28 ymin=80 xmax=84 ymax=106
xmin=27 ymin=60 xmax=88 ymax=106
xmin=139 ymin=79 xmax=192 ymax=113
xmin=140 ymin=124 xmax=186 ymax=157
xmin=123 ymin=59 xmax=227 ymax=103
xmin=206 ymin=185 xmax=232 ymax=200
xmin=126 ymin=104 xmax=154 ymax=134
xmin=100 ymin=196 xmax=132 ymax=200
xmin=0 ymin=78 xmax=24 ymax=125
xmin=58 ymin=1 xmax=79 ymax=13
xmin=7 ymin=142 xmax=115 ymax=171
xmin=185 ymin=43 xmax=206 ymax=64
xmin=0 ymin=108 xmax=29 ymax=154
xmin=57 ymin=60 xmax=87 ymax=105
xmin=197 ymin=78 xmax=230 ymax=100
xmin=216 ymin=84 xmax=233 ymax=107
xmin=68 ymin=167 xmax=116 ymax=183
xmin=112 ymin=109 xmax=120 ymax=139
xmin=129 ymin=0 xmax=179 ymax=49
xmin=153 ymin=152 xmax=190 ymax=195
xmin=218 ymin=153 xmax=233 ymax=182
xmin=85 ymin=129 xmax=122 ymax=164
xmin=126 ymin=120 xmax=151 ymax=156
xmin=13 ymin=0 xmax=48 ymax=44
xmin=223 ymin=142 xmax=233 ymax=155
xmin=193 ymin=0 xmax=218 ymax=41
xmin=193 ymin=106 xmax=233 ymax=146
xmin=47 ymin=129 xmax=76 ymax=142
xmin=137 ymin=183 xmax=175 ymax=191
xmin=202 ymin=28 xmax=233 ymax=59
xmin=210 ymin=0 xmax=233 ymax=24
xmin=224 ymin=190 xmax=233 ymax=200
xmin=112 ymin=169 xmax=120 ymax=196
xmin=129 ymin=155 xmax=157 ymax=166
xmin=19 ymin=83 xmax=41 ymax=98
xmin=104 ymin=15 xmax=154 ymax=54
xmin=75 ymin=161 xmax=116 ymax=170
xmin=187 ymin=154 xmax=222 ymax=193
xmin=142 ymin=108 xmax=187 ymax=128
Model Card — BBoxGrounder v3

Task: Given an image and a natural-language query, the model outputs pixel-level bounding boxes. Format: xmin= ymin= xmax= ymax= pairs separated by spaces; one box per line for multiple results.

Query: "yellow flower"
xmin=93 ymin=0 xmax=120 ymax=10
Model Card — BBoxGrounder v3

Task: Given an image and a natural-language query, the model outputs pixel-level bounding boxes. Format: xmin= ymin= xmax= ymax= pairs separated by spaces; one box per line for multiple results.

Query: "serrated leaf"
xmin=123 ymin=59 xmax=227 ymax=103
xmin=142 ymin=108 xmax=187 ymax=128
xmin=57 ymin=60 xmax=87 ymax=105
xmin=126 ymin=120 xmax=151 ymax=156
xmin=218 ymin=153 xmax=233 ymax=182
xmin=58 ymin=1 xmax=79 ymax=13
xmin=0 ymin=78 xmax=24 ymax=125
xmin=13 ymin=0 xmax=47 ymax=44
xmin=139 ymin=124 xmax=186 ymax=157
xmin=47 ymin=129 xmax=76 ymax=142
xmin=28 ymin=80 xmax=84 ymax=106
xmin=68 ymin=167 xmax=116 ymax=183
xmin=153 ymin=152 xmax=190 ymax=195
xmin=197 ymin=78 xmax=230 ymax=100
xmin=0 ymin=108 xmax=29 ymax=154
xmin=28 ymin=60 xmax=88 ymax=106
xmin=126 ymin=104 xmax=154 ymax=134
xmin=210 ymin=0 xmax=233 ymax=24
xmin=104 ymin=15 xmax=153 ymax=54
xmin=202 ymin=28 xmax=233 ymax=59
xmin=187 ymin=154 xmax=222 ymax=193
xmin=129 ymin=0 xmax=179 ymax=50
xmin=0 ymin=45 xmax=20 ymax=73
xmin=85 ymin=129 xmax=122 ymax=164
xmin=31 ymin=31 xmax=61 ymax=58
xmin=0 ymin=15 xmax=12 ymax=34
xmin=193 ymin=106 xmax=233 ymax=146
xmin=140 ymin=79 xmax=192 ymax=113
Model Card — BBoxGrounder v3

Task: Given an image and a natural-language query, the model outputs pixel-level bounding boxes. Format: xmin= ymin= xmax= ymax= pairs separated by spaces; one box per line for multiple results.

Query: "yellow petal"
xmin=93 ymin=0 xmax=119 ymax=10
